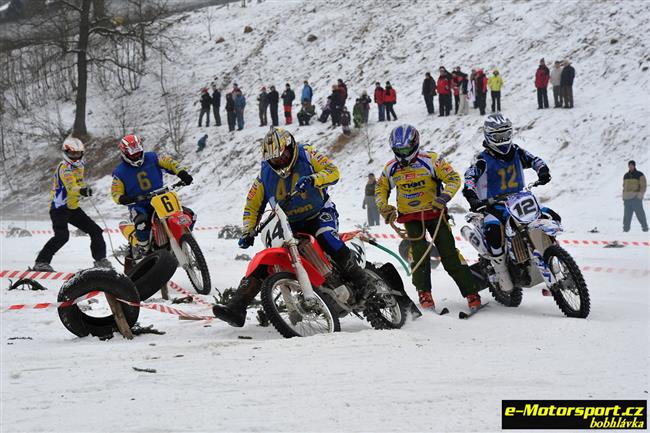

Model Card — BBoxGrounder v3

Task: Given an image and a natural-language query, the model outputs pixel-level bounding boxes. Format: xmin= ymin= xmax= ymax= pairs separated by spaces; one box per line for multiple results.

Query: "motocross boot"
xmin=212 ymin=276 xmax=262 ymax=327
xmin=489 ymin=253 xmax=514 ymax=292
xmin=466 ymin=293 xmax=482 ymax=310
xmin=339 ymin=250 xmax=374 ymax=303
xmin=418 ymin=290 xmax=435 ymax=309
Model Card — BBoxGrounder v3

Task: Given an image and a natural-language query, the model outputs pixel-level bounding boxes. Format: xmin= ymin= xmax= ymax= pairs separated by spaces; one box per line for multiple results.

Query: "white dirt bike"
xmin=461 ymin=183 xmax=590 ymax=318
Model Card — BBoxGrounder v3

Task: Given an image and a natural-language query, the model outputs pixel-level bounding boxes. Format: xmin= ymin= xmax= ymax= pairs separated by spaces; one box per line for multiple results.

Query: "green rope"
xmin=365 ymin=239 xmax=411 ymax=276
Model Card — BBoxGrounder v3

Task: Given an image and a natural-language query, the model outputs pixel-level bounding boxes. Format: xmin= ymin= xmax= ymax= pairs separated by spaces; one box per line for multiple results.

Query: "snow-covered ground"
xmin=1 ymin=225 xmax=648 ymax=432
xmin=1 ymin=0 xmax=649 ymax=431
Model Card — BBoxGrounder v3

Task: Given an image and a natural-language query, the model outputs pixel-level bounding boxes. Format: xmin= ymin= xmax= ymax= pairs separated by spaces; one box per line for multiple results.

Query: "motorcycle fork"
xmin=160 ymin=218 xmax=189 ymax=268
xmin=521 ymin=228 xmax=557 ymax=286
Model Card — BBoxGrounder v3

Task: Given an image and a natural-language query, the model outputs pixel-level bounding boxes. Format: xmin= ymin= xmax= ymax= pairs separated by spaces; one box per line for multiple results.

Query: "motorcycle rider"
xmin=111 ymin=134 xmax=193 ymax=258
xmin=462 ymin=114 xmax=551 ymax=291
xmin=33 ymin=137 xmax=111 ymax=271
xmin=376 ymin=124 xmax=482 ymax=310
xmin=213 ymin=128 xmax=372 ymax=327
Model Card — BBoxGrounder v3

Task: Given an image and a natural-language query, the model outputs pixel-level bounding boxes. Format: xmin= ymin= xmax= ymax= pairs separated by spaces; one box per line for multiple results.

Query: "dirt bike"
xmin=246 ymin=191 xmax=414 ymax=338
xmin=119 ymin=182 xmax=211 ymax=295
xmin=461 ymin=182 xmax=590 ymax=318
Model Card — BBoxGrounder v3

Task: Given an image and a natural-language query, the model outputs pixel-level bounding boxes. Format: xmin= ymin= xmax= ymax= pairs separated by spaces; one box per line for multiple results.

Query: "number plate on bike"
xmin=151 ymin=191 xmax=182 ymax=218
xmin=506 ymin=191 xmax=540 ymax=224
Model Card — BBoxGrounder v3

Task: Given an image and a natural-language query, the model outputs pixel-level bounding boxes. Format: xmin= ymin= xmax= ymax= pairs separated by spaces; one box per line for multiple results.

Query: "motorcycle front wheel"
xmin=260 ymin=272 xmax=340 ymax=338
xmin=180 ymin=233 xmax=211 ymax=295
xmin=544 ymin=245 xmax=590 ymax=318
xmin=363 ymin=267 xmax=407 ymax=329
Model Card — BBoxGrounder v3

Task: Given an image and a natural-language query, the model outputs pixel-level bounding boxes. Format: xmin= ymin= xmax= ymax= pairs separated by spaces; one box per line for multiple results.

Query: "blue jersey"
xmin=463 ymin=144 xmax=547 ymax=200
xmin=260 ymin=145 xmax=329 ymax=222
xmin=111 ymin=152 xmax=180 ymax=208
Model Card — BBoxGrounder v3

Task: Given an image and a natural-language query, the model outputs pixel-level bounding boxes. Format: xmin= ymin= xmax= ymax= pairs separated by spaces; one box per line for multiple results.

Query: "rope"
xmin=387 ymin=209 xmax=446 ymax=275
xmin=90 ymin=198 xmax=125 ymax=267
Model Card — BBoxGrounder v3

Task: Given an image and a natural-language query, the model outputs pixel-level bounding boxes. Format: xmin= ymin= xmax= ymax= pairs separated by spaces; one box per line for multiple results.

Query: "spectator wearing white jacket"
xmin=549 ymin=60 xmax=563 ymax=108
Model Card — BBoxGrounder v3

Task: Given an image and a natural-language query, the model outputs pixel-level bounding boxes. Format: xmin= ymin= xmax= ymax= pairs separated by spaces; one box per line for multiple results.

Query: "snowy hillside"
xmin=2 ymin=0 xmax=649 ymax=234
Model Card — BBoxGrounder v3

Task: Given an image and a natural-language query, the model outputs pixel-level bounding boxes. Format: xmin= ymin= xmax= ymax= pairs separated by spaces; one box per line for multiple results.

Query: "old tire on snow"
xmin=57 ymin=268 xmax=140 ymax=338
xmin=127 ymin=250 xmax=178 ymax=300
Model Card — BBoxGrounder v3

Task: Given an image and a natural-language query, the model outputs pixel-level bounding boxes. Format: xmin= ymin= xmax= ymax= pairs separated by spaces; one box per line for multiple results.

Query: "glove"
xmin=118 ymin=195 xmax=135 ymax=205
xmin=238 ymin=234 xmax=254 ymax=249
xmin=380 ymin=205 xmax=397 ymax=224
xmin=537 ymin=168 xmax=551 ymax=185
xmin=177 ymin=170 xmax=193 ymax=185
xmin=434 ymin=193 xmax=451 ymax=208
xmin=79 ymin=187 xmax=93 ymax=197
xmin=295 ymin=175 xmax=314 ymax=192
xmin=468 ymin=197 xmax=485 ymax=212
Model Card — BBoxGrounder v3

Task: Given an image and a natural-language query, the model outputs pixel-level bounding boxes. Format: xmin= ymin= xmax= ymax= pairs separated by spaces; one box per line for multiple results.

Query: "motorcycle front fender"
xmin=166 ymin=212 xmax=192 ymax=241
xmin=245 ymin=247 xmax=326 ymax=287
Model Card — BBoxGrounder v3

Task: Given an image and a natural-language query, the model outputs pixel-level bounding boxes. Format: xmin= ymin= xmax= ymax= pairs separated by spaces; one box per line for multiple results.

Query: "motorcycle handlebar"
xmin=252 ymin=190 xmax=301 ymax=237
xmin=136 ymin=182 xmax=186 ymax=202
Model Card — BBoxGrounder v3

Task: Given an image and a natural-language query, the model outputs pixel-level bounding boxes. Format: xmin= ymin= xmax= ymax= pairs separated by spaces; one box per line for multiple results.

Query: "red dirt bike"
xmin=246 ymin=191 xmax=417 ymax=338
xmin=119 ymin=182 xmax=211 ymax=295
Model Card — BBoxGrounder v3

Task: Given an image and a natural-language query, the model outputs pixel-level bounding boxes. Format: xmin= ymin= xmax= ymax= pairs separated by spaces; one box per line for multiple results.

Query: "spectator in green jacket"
xmin=623 ymin=160 xmax=648 ymax=232
xmin=488 ymin=69 xmax=503 ymax=113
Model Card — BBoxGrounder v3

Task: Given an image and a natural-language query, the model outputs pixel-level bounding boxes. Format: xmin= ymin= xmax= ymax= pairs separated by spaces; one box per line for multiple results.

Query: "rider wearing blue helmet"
xmin=462 ymin=114 xmax=551 ymax=291
xmin=376 ymin=124 xmax=481 ymax=311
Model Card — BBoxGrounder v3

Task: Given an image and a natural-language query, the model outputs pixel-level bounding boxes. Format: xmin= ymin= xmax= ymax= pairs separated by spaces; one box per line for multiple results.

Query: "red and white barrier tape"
xmin=1 ymin=291 xmax=101 ymax=312
xmin=167 ymin=281 xmax=213 ymax=307
xmin=2 ymin=226 xmax=648 ymax=247
xmin=0 ymin=269 xmax=76 ymax=281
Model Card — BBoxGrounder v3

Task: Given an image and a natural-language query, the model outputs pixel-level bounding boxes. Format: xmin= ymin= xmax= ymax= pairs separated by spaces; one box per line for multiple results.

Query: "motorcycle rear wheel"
xmin=180 ymin=233 xmax=211 ymax=295
xmin=260 ymin=272 xmax=340 ymax=338
xmin=544 ymin=245 xmax=590 ymax=318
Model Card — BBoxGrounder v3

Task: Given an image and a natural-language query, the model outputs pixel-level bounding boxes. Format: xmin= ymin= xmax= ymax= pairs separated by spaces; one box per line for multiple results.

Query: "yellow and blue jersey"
xmin=111 ymin=152 xmax=183 ymax=207
xmin=50 ymin=161 xmax=87 ymax=210
xmin=375 ymin=151 xmax=462 ymax=215
xmin=463 ymin=144 xmax=546 ymax=200
xmin=242 ymin=145 xmax=339 ymax=233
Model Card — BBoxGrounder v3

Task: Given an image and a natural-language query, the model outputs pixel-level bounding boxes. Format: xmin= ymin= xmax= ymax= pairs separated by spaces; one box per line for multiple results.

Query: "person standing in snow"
xmin=474 ymin=69 xmax=488 ymax=115
xmin=211 ymin=85 xmax=221 ymax=126
xmin=374 ymin=81 xmax=385 ymax=122
xmin=268 ymin=85 xmax=280 ymax=127
xmin=352 ymin=98 xmax=364 ymax=128
xmin=337 ymin=79 xmax=348 ymax=107
xmin=437 ymin=67 xmax=452 ymax=116
xmin=623 ymin=160 xmax=648 ymax=232
xmin=453 ymin=69 xmax=469 ymax=115
xmin=359 ymin=91 xmax=372 ymax=124
xmin=301 ymin=80 xmax=313 ymax=104
xmin=488 ymin=69 xmax=503 ymax=113
xmin=363 ymin=173 xmax=380 ymax=226
xmin=258 ymin=87 xmax=269 ymax=127
xmin=340 ymin=105 xmax=352 ymax=135
xmin=234 ymin=88 xmax=246 ymax=131
xmin=33 ymin=137 xmax=110 ymax=272
xmin=384 ymin=81 xmax=397 ymax=121
xmin=422 ymin=72 xmax=436 ymax=115
xmin=535 ymin=58 xmax=550 ymax=109
xmin=225 ymin=92 xmax=236 ymax=132
xmin=560 ymin=58 xmax=575 ymax=108
xmin=550 ymin=60 xmax=563 ymax=108
xmin=198 ymin=88 xmax=212 ymax=127
xmin=329 ymin=84 xmax=342 ymax=127
xmin=281 ymin=83 xmax=295 ymax=125
xmin=468 ymin=69 xmax=477 ymax=109
xmin=376 ymin=125 xmax=482 ymax=311
xmin=452 ymin=67 xmax=461 ymax=115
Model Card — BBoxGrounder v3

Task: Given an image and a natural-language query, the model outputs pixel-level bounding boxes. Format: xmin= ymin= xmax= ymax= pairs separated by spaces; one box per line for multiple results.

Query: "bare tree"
xmin=163 ymin=93 xmax=188 ymax=154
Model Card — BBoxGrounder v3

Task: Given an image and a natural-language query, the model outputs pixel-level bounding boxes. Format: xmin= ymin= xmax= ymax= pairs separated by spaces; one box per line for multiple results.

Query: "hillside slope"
xmin=2 ymin=0 xmax=649 ymax=234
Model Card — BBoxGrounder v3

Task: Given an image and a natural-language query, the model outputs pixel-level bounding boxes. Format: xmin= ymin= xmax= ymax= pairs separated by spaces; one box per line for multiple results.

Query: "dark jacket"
xmin=225 ymin=94 xmax=235 ymax=112
xmin=365 ymin=181 xmax=376 ymax=197
xmin=330 ymin=89 xmax=343 ymax=108
xmin=560 ymin=64 xmax=575 ymax=86
xmin=268 ymin=90 xmax=279 ymax=105
xmin=359 ymin=94 xmax=372 ymax=109
xmin=258 ymin=91 xmax=269 ymax=109
xmin=200 ymin=93 xmax=212 ymax=109
xmin=623 ymin=169 xmax=646 ymax=200
xmin=281 ymin=89 xmax=295 ymax=105
xmin=211 ymin=90 xmax=220 ymax=107
xmin=340 ymin=109 xmax=351 ymax=126
xmin=455 ymin=72 xmax=469 ymax=94
xmin=422 ymin=76 xmax=436 ymax=96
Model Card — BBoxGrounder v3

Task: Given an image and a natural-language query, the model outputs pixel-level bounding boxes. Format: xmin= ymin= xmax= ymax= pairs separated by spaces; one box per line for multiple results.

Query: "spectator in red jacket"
xmin=384 ymin=81 xmax=397 ymax=121
xmin=338 ymin=79 xmax=348 ymax=106
xmin=535 ymin=58 xmax=550 ymax=109
xmin=474 ymin=69 xmax=488 ymax=115
xmin=437 ymin=67 xmax=452 ymax=116
xmin=374 ymin=82 xmax=385 ymax=122
xmin=452 ymin=67 xmax=462 ymax=114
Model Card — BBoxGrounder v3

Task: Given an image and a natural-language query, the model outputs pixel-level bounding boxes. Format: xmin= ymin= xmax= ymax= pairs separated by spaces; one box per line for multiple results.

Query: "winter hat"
xmin=261 ymin=86 xmax=266 ymax=91
xmin=629 ymin=160 xmax=636 ymax=167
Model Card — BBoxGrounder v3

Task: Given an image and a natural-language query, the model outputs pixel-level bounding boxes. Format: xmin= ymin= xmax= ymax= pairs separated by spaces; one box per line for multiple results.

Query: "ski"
xmin=458 ymin=302 xmax=489 ymax=319
xmin=435 ymin=307 xmax=450 ymax=315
